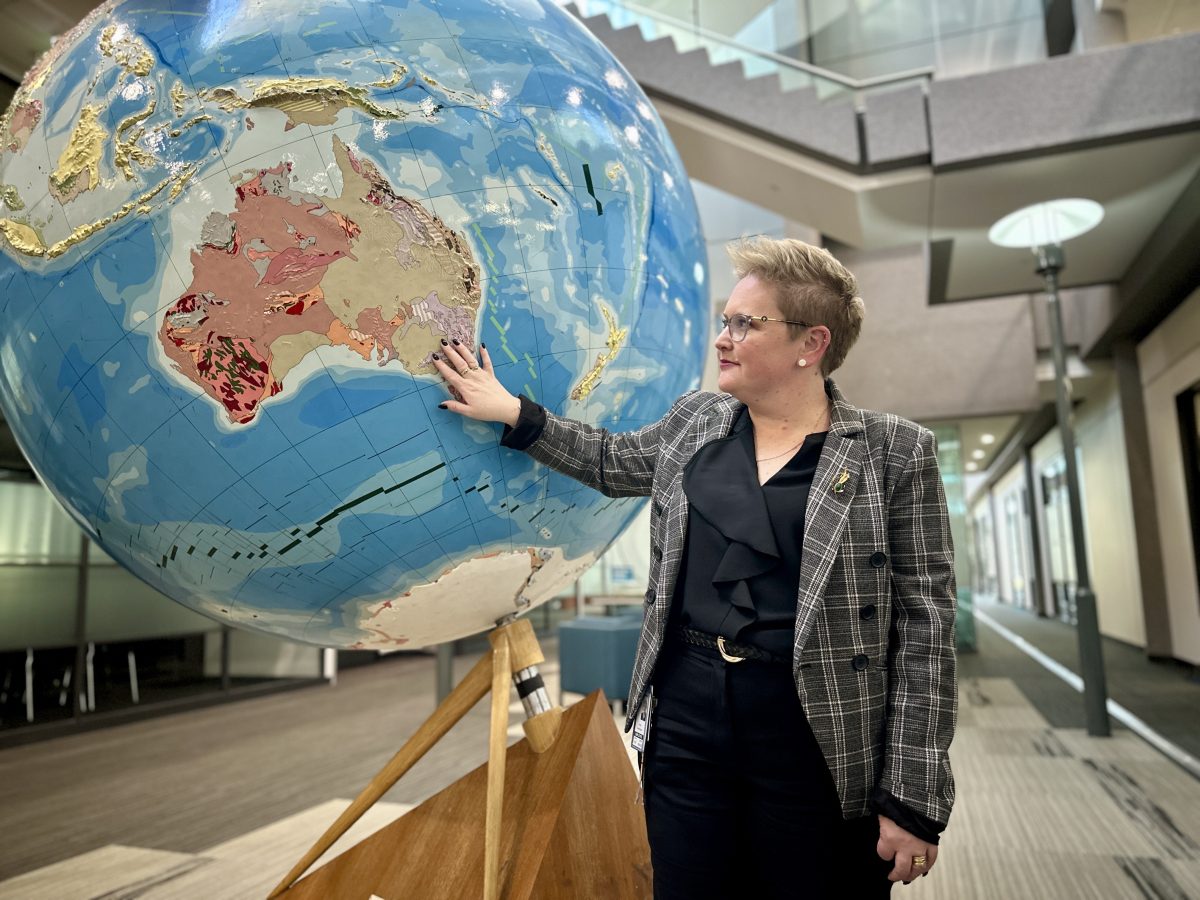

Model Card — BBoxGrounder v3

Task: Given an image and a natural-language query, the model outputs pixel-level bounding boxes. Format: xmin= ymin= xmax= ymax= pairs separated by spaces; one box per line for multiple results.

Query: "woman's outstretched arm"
xmin=432 ymin=340 xmax=689 ymax=499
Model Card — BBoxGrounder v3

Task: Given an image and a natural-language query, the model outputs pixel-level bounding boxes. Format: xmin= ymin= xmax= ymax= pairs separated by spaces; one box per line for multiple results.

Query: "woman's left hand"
xmin=877 ymin=814 xmax=938 ymax=884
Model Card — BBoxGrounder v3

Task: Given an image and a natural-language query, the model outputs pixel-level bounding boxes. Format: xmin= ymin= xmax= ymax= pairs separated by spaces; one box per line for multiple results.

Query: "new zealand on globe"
xmin=0 ymin=0 xmax=707 ymax=650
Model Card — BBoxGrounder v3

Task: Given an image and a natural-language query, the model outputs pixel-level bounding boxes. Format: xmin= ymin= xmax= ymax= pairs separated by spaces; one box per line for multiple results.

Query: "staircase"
xmin=565 ymin=0 xmax=1200 ymax=304
xmin=567 ymin=1 xmax=932 ymax=171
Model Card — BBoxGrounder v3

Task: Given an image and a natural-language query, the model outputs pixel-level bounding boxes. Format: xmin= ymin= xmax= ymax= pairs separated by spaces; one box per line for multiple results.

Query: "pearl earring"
xmin=798 ymin=359 xmax=808 ymax=368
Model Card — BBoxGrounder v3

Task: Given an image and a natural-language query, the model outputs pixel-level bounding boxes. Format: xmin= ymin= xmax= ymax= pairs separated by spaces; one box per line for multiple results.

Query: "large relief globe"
xmin=0 ymin=0 xmax=707 ymax=648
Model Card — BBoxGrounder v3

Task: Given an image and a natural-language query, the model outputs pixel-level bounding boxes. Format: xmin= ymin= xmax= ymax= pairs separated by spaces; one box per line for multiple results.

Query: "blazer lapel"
xmin=793 ymin=379 xmax=866 ymax=654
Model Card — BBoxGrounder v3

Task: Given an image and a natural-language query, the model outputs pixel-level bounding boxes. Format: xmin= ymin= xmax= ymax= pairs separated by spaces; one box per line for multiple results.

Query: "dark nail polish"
xmin=480 ymin=342 xmax=487 ymax=349
xmin=432 ymin=353 xmax=440 ymax=360
xmin=440 ymin=339 xmax=448 ymax=346
xmin=438 ymin=403 xmax=447 ymax=410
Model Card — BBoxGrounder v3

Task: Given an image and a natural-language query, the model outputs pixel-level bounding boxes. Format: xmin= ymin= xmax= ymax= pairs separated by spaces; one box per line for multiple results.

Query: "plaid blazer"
xmin=522 ymin=379 xmax=957 ymax=826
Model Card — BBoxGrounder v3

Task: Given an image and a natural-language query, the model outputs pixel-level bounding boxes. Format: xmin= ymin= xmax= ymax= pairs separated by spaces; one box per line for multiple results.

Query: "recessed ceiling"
xmin=657 ymin=93 xmax=1200 ymax=304
xmin=924 ymin=413 xmax=1022 ymax=474
xmin=927 ymin=132 xmax=1200 ymax=301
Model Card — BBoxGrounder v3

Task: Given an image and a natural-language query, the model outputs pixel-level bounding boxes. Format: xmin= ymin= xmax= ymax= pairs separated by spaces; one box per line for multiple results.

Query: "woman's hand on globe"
xmin=432 ymin=341 xmax=522 ymax=427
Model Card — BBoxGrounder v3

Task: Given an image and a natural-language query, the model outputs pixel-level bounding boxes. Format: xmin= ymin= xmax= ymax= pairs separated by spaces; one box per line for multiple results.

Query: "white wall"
xmin=0 ymin=481 xmax=82 ymax=564
xmin=0 ymin=481 xmax=219 ymax=650
xmin=1138 ymin=286 xmax=1200 ymax=665
xmin=1030 ymin=373 xmax=1145 ymax=646
xmin=0 ymin=481 xmax=328 ymax=681
xmin=991 ymin=463 xmax=1025 ymax=607
xmin=203 ymin=630 xmax=323 ymax=679
xmin=1075 ymin=375 xmax=1145 ymax=647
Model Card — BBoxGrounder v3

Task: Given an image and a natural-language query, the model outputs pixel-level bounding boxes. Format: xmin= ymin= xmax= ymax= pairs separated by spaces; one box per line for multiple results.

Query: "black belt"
xmin=672 ymin=626 xmax=789 ymax=666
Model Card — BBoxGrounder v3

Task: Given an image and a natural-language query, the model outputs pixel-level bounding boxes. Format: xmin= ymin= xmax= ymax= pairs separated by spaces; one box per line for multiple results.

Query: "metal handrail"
xmin=574 ymin=0 xmax=935 ymax=91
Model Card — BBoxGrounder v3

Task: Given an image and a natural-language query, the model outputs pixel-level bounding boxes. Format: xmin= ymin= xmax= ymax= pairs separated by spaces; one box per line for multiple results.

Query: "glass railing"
xmin=568 ymin=0 xmax=1050 ymax=82
xmin=564 ymin=0 xmax=933 ymax=105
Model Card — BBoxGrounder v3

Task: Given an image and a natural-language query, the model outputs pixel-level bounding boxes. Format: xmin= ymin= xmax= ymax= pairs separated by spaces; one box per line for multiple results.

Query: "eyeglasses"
xmin=718 ymin=313 xmax=812 ymax=343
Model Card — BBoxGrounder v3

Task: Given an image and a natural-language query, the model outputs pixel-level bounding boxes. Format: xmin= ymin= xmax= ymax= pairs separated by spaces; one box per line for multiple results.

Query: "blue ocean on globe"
xmin=0 ymin=0 xmax=707 ymax=648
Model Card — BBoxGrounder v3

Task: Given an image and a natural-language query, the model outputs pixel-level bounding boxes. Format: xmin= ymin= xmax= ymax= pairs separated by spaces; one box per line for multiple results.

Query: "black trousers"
xmin=642 ymin=639 xmax=894 ymax=900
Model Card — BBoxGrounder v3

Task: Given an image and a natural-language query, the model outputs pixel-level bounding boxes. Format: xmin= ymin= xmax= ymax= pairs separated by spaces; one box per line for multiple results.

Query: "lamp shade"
xmin=988 ymin=199 xmax=1104 ymax=249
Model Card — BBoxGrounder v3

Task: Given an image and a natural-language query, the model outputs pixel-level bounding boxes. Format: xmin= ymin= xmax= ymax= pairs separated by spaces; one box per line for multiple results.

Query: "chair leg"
xmin=24 ymin=648 xmax=34 ymax=723
xmin=58 ymin=665 xmax=72 ymax=707
xmin=128 ymin=651 xmax=140 ymax=704
xmin=86 ymin=643 xmax=95 ymax=712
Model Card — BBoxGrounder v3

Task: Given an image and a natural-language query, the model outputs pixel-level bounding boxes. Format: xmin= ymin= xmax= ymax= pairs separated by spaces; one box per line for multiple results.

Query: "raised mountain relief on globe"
xmin=159 ymin=136 xmax=481 ymax=424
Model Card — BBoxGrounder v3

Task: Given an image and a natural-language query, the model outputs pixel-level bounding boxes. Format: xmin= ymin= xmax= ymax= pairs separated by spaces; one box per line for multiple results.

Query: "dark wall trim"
xmin=1084 ymin=166 xmax=1200 ymax=360
xmin=926 ymin=239 xmax=954 ymax=306
xmin=1177 ymin=381 xmax=1200 ymax=624
xmin=1044 ymin=0 xmax=1078 ymax=57
xmin=1022 ymin=449 xmax=1048 ymax=615
xmin=1114 ymin=341 xmax=1175 ymax=656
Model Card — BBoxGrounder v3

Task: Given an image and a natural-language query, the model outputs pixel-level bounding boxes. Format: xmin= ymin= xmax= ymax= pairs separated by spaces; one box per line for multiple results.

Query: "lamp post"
xmin=989 ymin=199 xmax=1110 ymax=738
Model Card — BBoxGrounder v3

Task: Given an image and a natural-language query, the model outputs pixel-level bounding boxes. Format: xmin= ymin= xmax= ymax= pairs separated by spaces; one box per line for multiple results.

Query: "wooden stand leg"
xmin=485 ymin=632 xmax=512 ymax=900
xmin=267 ymin=650 xmax=496 ymax=898
xmin=276 ymin=690 xmax=653 ymax=899
xmin=270 ymin=618 xmax=574 ymax=900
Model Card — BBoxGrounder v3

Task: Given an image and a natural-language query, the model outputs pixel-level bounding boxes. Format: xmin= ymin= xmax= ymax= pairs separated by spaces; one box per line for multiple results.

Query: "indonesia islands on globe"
xmin=0 ymin=0 xmax=708 ymax=649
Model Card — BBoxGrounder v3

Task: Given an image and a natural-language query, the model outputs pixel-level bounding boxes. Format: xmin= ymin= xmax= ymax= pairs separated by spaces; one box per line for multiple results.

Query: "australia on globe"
xmin=0 ymin=0 xmax=707 ymax=649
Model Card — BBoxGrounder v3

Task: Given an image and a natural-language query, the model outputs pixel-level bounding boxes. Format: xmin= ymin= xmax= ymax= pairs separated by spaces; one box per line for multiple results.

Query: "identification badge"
xmin=631 ymin=687 xmax=654 ymax=753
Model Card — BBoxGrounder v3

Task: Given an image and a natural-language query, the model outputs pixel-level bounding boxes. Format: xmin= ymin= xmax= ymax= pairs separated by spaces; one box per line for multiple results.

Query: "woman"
xmin=432 ymin=237 xmax=957 ymax=898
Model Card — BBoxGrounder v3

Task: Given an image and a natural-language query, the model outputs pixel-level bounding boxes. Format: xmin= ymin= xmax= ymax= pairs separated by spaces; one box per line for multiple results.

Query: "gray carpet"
xmin=2 ymin=633 xmax=1199 ymax=898
xmin=968 ymin=600 xmax=1200 ymax=762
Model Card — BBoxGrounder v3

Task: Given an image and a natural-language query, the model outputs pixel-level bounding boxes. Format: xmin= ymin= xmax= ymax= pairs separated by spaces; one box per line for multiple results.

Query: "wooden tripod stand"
xmin=267 ymin=616 xmax=651 ymax=899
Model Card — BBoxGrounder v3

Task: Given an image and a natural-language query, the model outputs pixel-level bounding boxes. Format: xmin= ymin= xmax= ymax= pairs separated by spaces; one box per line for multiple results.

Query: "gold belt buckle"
xmin=716 ymin=636 xmax=745 ymax=663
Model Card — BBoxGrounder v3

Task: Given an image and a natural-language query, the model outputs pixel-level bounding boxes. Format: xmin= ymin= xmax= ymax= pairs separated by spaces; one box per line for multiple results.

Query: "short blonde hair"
xmin=726 ymin=236 xmax=865 ymax=375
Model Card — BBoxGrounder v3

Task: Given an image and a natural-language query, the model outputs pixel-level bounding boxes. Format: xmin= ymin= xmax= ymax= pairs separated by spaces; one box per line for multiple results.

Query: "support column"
xmin=1113 ymin=340 xmax=1174 ymax=657
xmin=435 ymin=642 xmax=454 ymax=703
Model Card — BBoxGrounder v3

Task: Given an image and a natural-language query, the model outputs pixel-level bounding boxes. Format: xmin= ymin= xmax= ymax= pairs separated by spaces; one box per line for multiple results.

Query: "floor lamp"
xmin=989 ymin=198 xmax=1111 ymax=738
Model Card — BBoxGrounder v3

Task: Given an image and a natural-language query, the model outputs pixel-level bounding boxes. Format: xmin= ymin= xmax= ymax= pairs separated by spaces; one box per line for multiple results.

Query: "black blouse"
xmin=672 ymin=406 xmax=824 ymax=660
xmin=499 ymin=395 xmax=944 ymax=844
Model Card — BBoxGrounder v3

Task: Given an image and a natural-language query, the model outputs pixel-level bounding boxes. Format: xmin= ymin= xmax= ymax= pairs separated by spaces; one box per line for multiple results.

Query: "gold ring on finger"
xmin=912 ymin=856 xmax=927 ymax=868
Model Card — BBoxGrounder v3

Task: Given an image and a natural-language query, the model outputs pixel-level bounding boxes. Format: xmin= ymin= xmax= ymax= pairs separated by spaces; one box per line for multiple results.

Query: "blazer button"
xmin=869 ymin=551 xmax=888 ymax=568
xmin=851 ymin=654 xmax=870 ymax=672
xmin=859 ymin=604 xmax=876 ymax=621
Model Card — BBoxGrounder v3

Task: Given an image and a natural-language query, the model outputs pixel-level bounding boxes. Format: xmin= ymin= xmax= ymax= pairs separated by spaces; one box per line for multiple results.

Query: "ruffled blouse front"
xmin=671 ymin=406 xmax=826 ymax=659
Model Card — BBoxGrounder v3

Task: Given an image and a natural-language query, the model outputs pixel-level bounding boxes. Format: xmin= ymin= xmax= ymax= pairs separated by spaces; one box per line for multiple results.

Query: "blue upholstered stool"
xmin=557 ymin=613 xmax=643 ymax=713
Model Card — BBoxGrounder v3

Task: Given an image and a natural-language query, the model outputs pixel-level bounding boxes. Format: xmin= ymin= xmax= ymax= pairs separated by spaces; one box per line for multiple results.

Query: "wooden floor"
xmin=2 ymin=630 xmax=1199 ymax=899
xmin=0 ymin=649 xmax=501 ymax=879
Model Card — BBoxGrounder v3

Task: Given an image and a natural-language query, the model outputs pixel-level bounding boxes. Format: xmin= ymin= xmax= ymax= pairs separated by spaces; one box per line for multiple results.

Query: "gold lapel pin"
xmin=832 ymin=469 xmax=850 ymax=494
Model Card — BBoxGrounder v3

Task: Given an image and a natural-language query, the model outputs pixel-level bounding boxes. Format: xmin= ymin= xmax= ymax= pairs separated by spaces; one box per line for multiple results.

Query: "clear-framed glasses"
xmin=718 ymin=313 xmax=812 ymax=342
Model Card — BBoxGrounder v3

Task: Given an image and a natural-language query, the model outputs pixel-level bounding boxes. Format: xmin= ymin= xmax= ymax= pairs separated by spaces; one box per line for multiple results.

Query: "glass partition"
xmin=931 ymin=424 xmax=976 ymax=651
xmin=0 ymin=481 xmax=323 ymax=737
